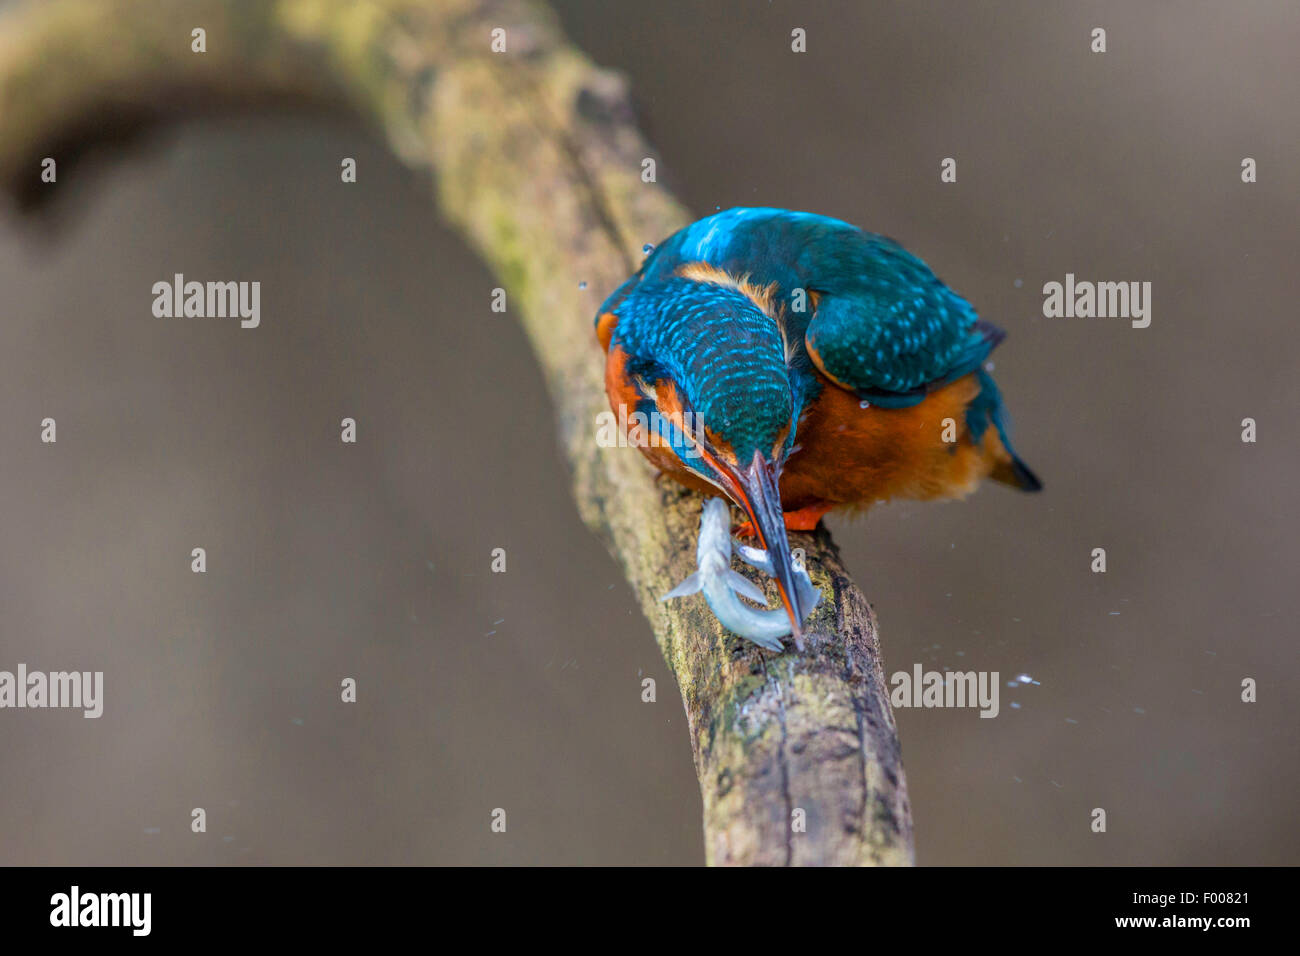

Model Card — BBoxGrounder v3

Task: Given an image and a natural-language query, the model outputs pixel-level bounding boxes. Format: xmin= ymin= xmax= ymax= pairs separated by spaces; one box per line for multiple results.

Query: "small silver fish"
xmin=661 ymin=498 xmax=821 ymax=651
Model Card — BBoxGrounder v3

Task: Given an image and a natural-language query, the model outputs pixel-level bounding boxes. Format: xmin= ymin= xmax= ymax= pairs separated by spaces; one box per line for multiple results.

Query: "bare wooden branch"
xmin=0 ymin=0 xmax=913 ymax=865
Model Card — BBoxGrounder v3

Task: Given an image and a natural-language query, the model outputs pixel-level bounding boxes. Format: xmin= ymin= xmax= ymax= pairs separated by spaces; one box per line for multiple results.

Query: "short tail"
xmin=969 ymin=368 xmax=1042 ymax=493
xmin=991 ymin=454 xmax=1043 ymax=492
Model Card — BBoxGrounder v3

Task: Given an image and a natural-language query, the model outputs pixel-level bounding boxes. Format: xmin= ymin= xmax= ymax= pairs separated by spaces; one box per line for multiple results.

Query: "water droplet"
xmin=642 ymin=243 xmax=655 ymax=254
xmin=859 ymin=399 xmax=871 ymax=409
xmin=1013 ymin=278 xmax=1023 ymax=289
xmin=578 ymin=281 xmax=587 ymax=289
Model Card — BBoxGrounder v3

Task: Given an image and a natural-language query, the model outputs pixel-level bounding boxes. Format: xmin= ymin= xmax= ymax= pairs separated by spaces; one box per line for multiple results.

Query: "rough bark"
xmin=0 ymin=0 xmax=913 ymax=865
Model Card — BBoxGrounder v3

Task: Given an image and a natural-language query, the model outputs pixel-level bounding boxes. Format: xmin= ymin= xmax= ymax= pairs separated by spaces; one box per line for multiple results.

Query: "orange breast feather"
xmin=781 ymin=374 xmax=1012 ymax=512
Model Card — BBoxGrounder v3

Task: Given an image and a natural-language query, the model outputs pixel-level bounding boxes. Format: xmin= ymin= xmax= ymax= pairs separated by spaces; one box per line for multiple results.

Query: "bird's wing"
xmin=781 ymin=215 xmax=998 ymax=408
xmin=805 ymin=284 xmax=1002 ymax=408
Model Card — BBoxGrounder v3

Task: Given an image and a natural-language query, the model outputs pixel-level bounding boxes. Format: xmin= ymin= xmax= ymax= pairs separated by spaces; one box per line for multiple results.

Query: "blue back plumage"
xmin=599 ymin=207 xmax=1018 ymax=461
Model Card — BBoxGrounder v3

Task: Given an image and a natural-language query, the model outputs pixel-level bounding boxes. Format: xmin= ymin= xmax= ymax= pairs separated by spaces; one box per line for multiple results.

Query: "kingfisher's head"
xmin=601 ymin=269 xmax=812 ymax=640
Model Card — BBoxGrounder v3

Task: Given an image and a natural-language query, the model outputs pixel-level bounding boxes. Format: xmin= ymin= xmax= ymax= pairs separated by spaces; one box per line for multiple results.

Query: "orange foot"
xmin=735 ymin=503 xmax=834 ymax=538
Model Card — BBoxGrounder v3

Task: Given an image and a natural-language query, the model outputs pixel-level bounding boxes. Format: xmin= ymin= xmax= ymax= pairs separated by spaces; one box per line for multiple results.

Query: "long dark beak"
xmin=735 ymin=451 xmax=809 ymax=649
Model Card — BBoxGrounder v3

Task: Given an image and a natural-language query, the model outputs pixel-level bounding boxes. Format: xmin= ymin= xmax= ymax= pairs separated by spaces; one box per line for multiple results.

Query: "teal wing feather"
xmin=768 ymin=214 xmax=995 ymax=407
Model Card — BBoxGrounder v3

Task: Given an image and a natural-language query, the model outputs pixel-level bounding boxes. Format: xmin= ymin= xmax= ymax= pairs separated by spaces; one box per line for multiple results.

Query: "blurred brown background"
xmin=1 ymin=0 xmax=1296 ymax=865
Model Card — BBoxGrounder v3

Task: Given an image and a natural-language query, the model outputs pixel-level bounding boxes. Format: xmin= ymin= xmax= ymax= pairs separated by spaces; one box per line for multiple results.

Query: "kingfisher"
xmin=596 ymin=208 xmax=1040 ymax=644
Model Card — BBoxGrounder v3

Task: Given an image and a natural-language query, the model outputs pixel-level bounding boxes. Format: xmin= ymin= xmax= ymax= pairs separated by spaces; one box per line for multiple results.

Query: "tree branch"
xmin=0 ymin=0 xmax=913 ymax=865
